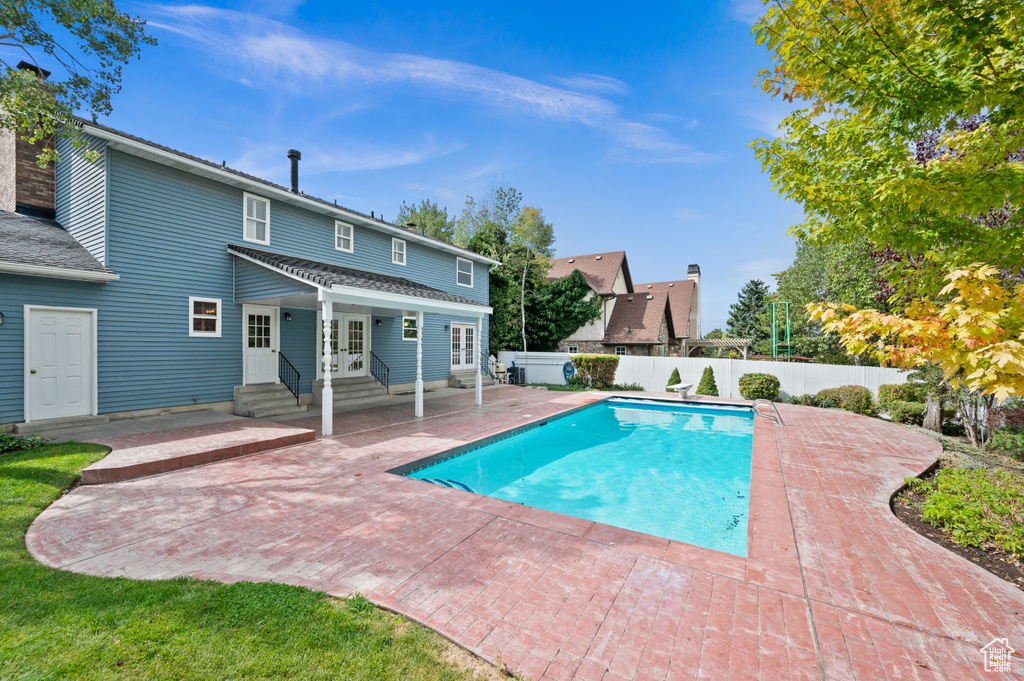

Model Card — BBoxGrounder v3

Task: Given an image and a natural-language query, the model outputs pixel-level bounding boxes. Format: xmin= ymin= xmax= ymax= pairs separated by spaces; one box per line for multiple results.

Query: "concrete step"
xmin=332 ymin=393 xmax=393 ymax=411
xmin=13 ymin=414 xmax=110 ymax=436
xmin=332 ymin=386 xmax=389 ymax=402
xmin=248 ymin=403 xmax=308 ymax=419
xmin=233 ymin=383 xmax=294 ymax=396
xmin=234 ymin=383 xmax=304 ymax=418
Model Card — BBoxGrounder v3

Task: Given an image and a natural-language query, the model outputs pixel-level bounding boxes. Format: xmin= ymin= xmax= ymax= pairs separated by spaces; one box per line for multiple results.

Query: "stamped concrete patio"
xmin=27 ymin=387 xmax=1024 ymax=680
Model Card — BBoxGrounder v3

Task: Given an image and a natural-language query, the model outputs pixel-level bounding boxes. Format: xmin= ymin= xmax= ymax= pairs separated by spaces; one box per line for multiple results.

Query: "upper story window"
xmin=244 ymin=193 xmax=270 ymax=245
xmin=189 ymin=297 xmax=221 ymax=338
xmin=456 ymin=257 xmax=473 ymax=287
xmin=392 ymin=238 xmax=406 ymax=265
xmin=335 ymin=221 xmax=354 ymax=253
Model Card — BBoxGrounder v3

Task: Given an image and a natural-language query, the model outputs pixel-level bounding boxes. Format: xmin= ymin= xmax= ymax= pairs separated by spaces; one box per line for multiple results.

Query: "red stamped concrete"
xmin=80 ymin=419 xmax=315 ymax=485
xmin=27 ymin=389 xmax=1024 ymax=680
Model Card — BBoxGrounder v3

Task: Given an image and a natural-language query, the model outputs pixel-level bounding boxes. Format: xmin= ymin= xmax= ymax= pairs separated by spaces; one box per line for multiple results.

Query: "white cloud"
xmin=146 ymin=4 xmax=716 ymax=165
xmin=729 ymin=0 xmax=765 ymax=24
xmin=550 ymin=73 xmax=629 ymax=96
xmin=649 ymin=112 xmax=700 ymax=128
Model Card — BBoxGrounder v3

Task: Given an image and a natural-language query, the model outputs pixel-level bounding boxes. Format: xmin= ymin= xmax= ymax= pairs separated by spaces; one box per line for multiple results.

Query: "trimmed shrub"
xmin=612 ymin=382 xmax=645 ymax=391
xmin=0 ymin=433 xmax=48 ymax=455
xmin=695 ymin=367 xmax=718 ymax=396
xmin=888 ymin=400 xmax=926 ymax=425
xmin=738 ymin=373 xmax=780 ymax=401
xmin=815 ymin=385 xmax=876 ymax=416
xmin=990 ymin=426 xmax=1024 ymax=459
xmin=942 ymin=418 xmax=966 ymax=437
xmin=571 ymin=354 xmax=620 ymax=389
xmin=788 ymin=394 xmax=818 ymax=407
xmin=666 ymin=367 xmax=681 ymax=387
xmin=878 ymin=383 xmax=926 ymax=409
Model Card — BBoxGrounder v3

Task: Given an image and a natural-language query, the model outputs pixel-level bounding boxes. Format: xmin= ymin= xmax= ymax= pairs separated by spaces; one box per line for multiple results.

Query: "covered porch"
xmin=228 ymin=245 xmax=493 ymax=435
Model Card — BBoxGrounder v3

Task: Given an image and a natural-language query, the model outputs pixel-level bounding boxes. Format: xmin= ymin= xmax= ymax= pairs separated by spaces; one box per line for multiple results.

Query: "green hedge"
xmin=571 ymin=354 xmax=620 ymax=388
xmin=696 ymin=367 xmax=718 ymax=396
xmin=889 ymin=400 xmax=926 ymax=425
xmin=878 ymin=383 xmax=926 ymax=409
xmin=738 ymin=373 xmax=780 ymax=401
xmin=990 ymin=426 xmax=1024 ymax=459
xmin=815 ymin=385 xmax=875 ymax=416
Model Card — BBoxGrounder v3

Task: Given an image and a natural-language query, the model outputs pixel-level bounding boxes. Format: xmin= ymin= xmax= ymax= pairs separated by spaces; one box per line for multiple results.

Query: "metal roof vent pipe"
xmin=287 ymin=149 xmax=301 ymax=193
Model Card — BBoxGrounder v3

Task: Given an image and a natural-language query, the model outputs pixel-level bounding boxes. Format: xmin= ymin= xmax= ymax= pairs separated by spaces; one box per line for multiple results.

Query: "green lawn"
xmin=0 ymin=443 xmax=501 ymax=680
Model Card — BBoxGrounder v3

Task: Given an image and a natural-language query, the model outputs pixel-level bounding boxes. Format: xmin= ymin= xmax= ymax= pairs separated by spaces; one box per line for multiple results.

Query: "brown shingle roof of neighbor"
xmin=546 ymin=251 xmax=632 ymax=296
xmin=635 ymin=280 xmax=694 ymax=339
xmin=602 ymin=291 xmax=674 ymax=345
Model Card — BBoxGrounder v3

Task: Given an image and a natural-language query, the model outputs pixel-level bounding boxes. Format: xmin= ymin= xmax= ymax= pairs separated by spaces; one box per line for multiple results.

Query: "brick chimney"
xmin=0 ymin=62 xmax=56 ymax=219
xmin=687 ymin=263 xmax=701 ymax=339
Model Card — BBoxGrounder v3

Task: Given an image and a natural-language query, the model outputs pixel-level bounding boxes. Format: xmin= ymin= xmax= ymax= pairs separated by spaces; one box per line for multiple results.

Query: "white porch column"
xmin=475 ymin=315 xmax=483 ymax=406
xmin=320 ymin=293 xmax=334 ymax=436
xmin=415 ymin=310 xmax=424 ymax=418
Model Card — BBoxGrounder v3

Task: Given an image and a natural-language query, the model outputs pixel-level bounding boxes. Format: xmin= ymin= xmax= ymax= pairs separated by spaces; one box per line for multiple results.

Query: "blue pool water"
xmin=405 ymin=398 xmax=755 ymax=556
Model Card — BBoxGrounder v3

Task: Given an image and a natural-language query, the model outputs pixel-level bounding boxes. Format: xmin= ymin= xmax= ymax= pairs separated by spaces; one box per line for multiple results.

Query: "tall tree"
xmin=525 ymin=270 xmax=602 ymax=352
xmin=726 ymin=280 xmax=770 ymax=345
xmin=1 ymin=0 xmax=157 ymax=165
xmin=395 ymin=198 xmax=457 ymax=242
xmin=751 ymin=0 xmax=1024 ymax=301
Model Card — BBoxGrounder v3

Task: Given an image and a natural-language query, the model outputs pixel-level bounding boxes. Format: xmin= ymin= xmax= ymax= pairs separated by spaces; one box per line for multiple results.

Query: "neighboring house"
xmin=0 ymin=103 xmax=495 ymax=436
xmin=546 ymin=252 xmax=701 ymax=357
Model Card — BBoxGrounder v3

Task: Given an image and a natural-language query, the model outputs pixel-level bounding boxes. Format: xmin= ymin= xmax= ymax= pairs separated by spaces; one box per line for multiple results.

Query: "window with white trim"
xmin=189 ymin=297 xmax=221 ymax=337
xmin=614 ymin=346 xmax=626 ymax=356
xmin=567 ymin=345 xmax=578 ymax=354
xmin=392 ymin=238 xmax=406 ymax=265
xmin=335 ymin=221 xmax=354 ymax=252
xmin=244 ymin=193 xmax=270 ymax=244
xmin=456 ymin=257 xmax=473 ymax=287
xmin=402 ymin=315 xmax=418 ymax=340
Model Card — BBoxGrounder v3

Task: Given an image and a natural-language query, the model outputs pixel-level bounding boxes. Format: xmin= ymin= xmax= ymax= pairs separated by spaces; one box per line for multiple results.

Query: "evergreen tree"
xmin=666 ymin=367 xmax=681 ymax=387
xmin=696 ymin=366 xmax=718 ymax=396
xmin=726 ymin=280 xmax=770 ymax=344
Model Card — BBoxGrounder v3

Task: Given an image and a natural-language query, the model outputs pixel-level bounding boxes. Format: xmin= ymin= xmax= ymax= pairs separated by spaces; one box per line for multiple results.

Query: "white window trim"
xmin=615 ymin=346 xmax=626 ymax=356
xmin=456 ymin=257 xmax=473 ymax=287
xmin=189 ymin=297 xmax=222 ymax=338
xmin=243 ymin=192 xmax=270 ymax=245
xmin=567 ymin=345 xmax=578 ymax=354
xmin=392 ymin=238 xmax=406 ymax=266
xmin=402 ymin=315 xmax=418 ymax=341
xmin=335 ymin=220 xmax=354 ymax=253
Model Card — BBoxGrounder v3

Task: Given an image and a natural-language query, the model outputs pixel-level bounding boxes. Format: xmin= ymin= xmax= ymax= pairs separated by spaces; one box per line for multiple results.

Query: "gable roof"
xmin=77 ymin=118 xmax=499 ymax=266
xmin=547 ymin=251 xmax=632 ymax=296
xmin=228 ymin=244 xmax=487 ymax=309
xmin=635 ymin=280 xmax=694 ymax=339
xmin=0 ymin=210 xmax=118 ymax=281
xmin=602 ymin=291 xmax=673 ymax=345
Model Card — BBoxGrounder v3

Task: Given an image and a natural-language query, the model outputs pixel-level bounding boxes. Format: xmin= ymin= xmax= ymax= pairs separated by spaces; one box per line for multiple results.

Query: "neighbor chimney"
xmin=687 ymin=264 xmax=701 ymax=340
xmin=287 ymin=149 xmax=301 ymax=193
xmin=0 ymin=61 xmax=56 ymax=219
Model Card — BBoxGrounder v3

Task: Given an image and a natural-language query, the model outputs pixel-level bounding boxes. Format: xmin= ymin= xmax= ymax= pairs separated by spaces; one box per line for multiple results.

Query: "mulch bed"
xmin=893 ymin=484 xmax=1024 ymax=592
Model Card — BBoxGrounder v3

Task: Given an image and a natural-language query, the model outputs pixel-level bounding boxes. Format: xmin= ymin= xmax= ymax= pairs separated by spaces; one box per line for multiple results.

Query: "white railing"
xmin=497 ymin=351 xmax=909 ymax=399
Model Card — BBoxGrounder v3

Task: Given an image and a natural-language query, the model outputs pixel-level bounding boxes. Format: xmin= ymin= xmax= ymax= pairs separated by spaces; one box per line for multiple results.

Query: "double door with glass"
xmin=321 ymin=313 xmax=369 ymax=378
xmin=450 ymin=323 xmax=477 ymax=370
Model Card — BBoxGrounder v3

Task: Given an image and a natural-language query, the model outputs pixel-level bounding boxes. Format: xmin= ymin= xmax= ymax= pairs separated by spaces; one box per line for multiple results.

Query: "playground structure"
xmin=770 ymin=301 xmax=791 ymax=361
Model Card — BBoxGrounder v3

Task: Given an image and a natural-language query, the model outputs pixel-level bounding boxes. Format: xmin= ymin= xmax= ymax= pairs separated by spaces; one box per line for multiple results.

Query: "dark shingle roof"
xmin=0 ymin=210 xmax=114 ymax=275
xmin=635 ymin=280 xmax=694 ymax=338
xmin=602 ymin=291 xmax=674 ymax=345
xmin=547 ymin=251 xmax=632 ymax=296
xmin=228 ymin=244 xmax=487 ymax=308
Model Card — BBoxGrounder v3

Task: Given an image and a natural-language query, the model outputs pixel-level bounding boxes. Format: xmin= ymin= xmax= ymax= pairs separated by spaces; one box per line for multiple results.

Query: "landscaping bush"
xmin=788 ymin=394 xmax=818 ymax=407
xmin=889 ymin=400 xmax=926 ymax=425
xmin=942 ymin=418 xmax=967 ymax=438
xmin=570 ymin=354 xmax=620 ymax=388
xmin=990 ymin=426 xmax=1024 ymax=459
xmin=988 ymin=398 xmax=1024 ymax=429
xmin=666 ymin=367 xmax=681 ymax=387
xmin=814 ymin=385 xmax=876 ymax=416
xmin=695 ymin=367 xmax=718 ymax=396
xmin=0 ymin=433 xmax=48 ymax=455
xmin=738 ymin=373 xmax=780 ymax=401
xmin=878 ymin=383 xmax=927 ymax=409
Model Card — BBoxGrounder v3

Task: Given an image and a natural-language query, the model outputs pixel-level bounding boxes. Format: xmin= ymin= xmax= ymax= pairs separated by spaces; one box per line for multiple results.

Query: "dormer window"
xmin=335 ymin=221 xmax=354 ymax=252
xmin=244 ymin=193 xmax=270 ymax=245
xmin=392 ymin=238 xmax=406 ymax=265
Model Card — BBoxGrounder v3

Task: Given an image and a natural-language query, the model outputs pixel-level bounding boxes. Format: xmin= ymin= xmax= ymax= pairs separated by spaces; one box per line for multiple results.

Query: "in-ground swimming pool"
xmin=400 ymin=397 xmax=755 ymax=556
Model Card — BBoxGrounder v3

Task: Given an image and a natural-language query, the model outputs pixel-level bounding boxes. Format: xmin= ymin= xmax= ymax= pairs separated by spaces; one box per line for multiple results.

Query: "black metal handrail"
xmin=369 ymin=351 xmax=389 ymax=393
xmin=279 ymin=352 xmax=300 ymax=405
xmin=480 ymin=347 xmax=495 ymax=379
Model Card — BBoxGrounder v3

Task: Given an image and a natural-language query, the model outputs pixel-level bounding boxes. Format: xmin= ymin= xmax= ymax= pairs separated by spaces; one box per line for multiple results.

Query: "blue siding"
xmin=279 ymin=307 xmax=317 ymax=394
xmin=54 ymin=135 xmax=107 ymax=264
xmin=234 ymin=258 xmax=313 ymax=301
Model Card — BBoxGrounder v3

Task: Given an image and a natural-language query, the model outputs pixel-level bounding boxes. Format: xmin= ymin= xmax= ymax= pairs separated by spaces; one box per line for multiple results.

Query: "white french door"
xmin=243 ymin=305 xmax=279 ymax=385
xmin=450 ymin=323 xmax=476 ymax=370
xmin=318 ymin=313 xmax=369 ymax=379
xmin=25 ymin=306 xmax=96 ymax=422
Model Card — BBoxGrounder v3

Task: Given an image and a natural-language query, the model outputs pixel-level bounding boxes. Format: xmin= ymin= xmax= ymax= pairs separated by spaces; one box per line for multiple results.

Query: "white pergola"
xmin=679 ymin=338 xmax=754 ymax=360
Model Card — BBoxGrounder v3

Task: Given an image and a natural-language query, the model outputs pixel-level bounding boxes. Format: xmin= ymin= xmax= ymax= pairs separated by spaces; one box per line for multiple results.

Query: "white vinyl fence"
xmin=497 ymin=351 xmax=909 ymax=400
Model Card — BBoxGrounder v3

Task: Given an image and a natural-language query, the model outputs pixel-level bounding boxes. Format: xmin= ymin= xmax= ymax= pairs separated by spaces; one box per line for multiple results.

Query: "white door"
xmin=451 ymin=323 xmax=476 ymax=370
xmin=340 ymin=315 xmax=368 ymax=378
xmin=244 ymin=305 xmax=278 ymax=385
xmin=26 ymin=307 xmax=96 ymax=422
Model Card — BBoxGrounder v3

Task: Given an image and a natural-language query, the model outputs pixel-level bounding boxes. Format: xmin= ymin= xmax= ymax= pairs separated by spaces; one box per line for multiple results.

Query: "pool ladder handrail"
xmin=751 ymin=399 xmax=785 ymax=426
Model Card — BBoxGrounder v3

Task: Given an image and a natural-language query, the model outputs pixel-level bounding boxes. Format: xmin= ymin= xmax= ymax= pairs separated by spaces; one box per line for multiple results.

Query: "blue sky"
xmin=63 ymin=1 xmax=801 ymax=331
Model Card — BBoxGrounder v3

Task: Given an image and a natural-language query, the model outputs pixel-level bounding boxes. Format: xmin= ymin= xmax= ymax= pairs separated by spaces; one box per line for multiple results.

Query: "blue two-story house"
xmin=0 ymin=115 xmax=496 ymax=437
